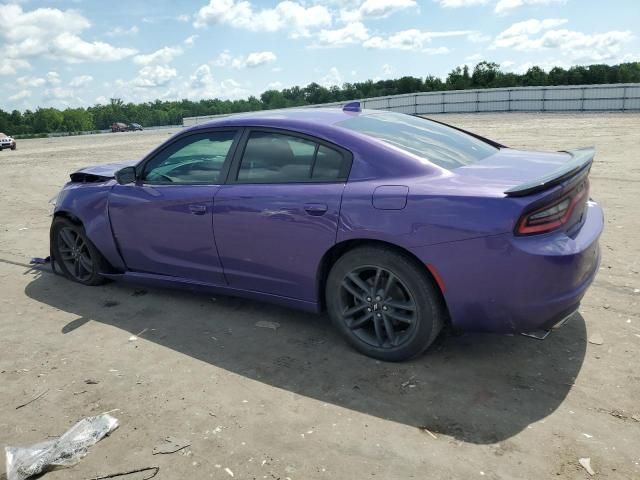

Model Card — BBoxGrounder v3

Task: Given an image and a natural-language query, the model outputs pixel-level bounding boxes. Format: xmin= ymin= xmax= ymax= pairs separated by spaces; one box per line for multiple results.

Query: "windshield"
xmin=337 ymin=112 xmax=498 ymax=170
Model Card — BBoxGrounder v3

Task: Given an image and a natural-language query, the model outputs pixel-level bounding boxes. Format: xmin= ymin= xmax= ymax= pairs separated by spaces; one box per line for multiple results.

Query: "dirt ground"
xmin=1 ymin=113 xmax=639 ymax=480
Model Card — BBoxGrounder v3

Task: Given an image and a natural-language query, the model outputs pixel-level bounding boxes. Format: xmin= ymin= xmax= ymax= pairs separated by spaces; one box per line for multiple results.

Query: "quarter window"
xmin=236 ymin=131 xmax=348 ymax=183
xmin=143 ymin=131 xmax=236 ymax=184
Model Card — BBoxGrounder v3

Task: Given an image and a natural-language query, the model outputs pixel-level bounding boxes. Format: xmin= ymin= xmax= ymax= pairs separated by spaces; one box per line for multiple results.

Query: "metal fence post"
xmin=622 ymin=85 xmax=628 ymax=111
xmin=476 ymin=90 xmax=480 ymax=112
xmin=542 ymin=88 xmax=546 ymax=112
xmin=580 ymin=87 xmax=585 ymax=111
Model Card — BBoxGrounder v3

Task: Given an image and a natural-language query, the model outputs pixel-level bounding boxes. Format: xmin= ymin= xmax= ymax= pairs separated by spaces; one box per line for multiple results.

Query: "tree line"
xmin=2 ymin=61 xmax=639 ymax=137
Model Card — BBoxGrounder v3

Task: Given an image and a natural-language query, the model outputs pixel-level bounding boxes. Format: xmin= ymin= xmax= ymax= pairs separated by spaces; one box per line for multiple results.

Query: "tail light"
xmin=516 ymin=180 xmax=589 ymax=235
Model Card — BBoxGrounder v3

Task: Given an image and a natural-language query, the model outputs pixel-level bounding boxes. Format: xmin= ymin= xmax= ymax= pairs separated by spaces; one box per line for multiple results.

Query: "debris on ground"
xmin=255 ymin=320 xmax=280 ymax=330
xmin=128 ymin=335 xmax=138 ymax=342
xmin=152 ymin=437 xmax=191 ymax=455
xmin=417 ymin=426 xmax=438 ymax=439
xmin=579 ymin=457 xmax=595 ymax=475
xmin=85 ymin=379 xmax=99 ymax=385
xmin=401 ymin=376 xmax=417 ymax=388
xmin=29 ymin=257 xmax=50 ymax=265
xmin=87 ymin=466 xmax=159 ymax=480
xmin=588 ymin=333 xmax=604 ymax=345
xmin=15 ymin=389 xmax=49 ymax=410
xmin=5 ymin=413 xmax=118 ymax=480
xmin=224 ymin=467 xmax=234 ymax=477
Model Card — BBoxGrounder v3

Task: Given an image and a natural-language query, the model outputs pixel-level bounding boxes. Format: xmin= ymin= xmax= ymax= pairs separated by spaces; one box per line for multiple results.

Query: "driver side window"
xmin=143 ymin=130 xmax=237 ymax=184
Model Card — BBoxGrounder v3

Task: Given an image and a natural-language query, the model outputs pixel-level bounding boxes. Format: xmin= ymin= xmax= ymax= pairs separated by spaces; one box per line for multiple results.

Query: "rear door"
xmin=213 ymin=129 xmax=352 ymax=301
xmin=109 ymin=129 xmax=240 ymax=284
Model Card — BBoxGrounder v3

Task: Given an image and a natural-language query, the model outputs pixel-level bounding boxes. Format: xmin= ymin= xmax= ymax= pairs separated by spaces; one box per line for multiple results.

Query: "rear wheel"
xmin=326 ymin=247 xmax=444 ymax=361
xmin=51 ymin=217 xmax=107 ymax=286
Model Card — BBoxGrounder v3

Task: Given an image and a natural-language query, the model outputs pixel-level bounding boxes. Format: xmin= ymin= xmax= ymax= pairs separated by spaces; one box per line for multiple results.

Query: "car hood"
xmin=72 ymin=159 xmax=139 ymax=179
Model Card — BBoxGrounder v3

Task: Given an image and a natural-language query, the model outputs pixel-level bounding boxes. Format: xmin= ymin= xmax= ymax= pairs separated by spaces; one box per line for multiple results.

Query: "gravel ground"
xmin=0 ymin=113 xmax=639 ymax=480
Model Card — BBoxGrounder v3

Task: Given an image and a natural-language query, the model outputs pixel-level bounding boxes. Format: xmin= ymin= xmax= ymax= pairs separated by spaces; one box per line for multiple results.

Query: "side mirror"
xmin=115 ymin=166 xmax=137 ymax=185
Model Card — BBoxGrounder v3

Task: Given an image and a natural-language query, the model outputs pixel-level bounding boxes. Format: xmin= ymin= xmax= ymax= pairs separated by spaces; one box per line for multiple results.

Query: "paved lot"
xmin=1 ymin=113 xmax=639 ymax=479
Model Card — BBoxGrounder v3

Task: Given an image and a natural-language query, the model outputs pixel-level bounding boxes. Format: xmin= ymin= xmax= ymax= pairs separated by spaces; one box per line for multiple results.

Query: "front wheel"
xmin=326 ymin=247 xmax=444 ymax=361
xmin=51 ymin=217 xmax=107 ymax=286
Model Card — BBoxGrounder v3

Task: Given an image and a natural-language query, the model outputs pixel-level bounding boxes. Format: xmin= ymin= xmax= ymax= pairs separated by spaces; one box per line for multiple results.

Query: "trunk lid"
xmin=454 ymin=147 xmax=594 ymax=197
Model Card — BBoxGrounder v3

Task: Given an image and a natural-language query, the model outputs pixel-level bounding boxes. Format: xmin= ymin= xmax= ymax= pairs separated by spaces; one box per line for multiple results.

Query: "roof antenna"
xmin=342 ymin=101 xmax=361 ymax=112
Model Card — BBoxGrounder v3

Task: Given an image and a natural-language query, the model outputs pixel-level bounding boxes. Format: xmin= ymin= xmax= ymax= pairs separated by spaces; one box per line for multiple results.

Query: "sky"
xmin=1 ymin=0 xmax=638 ymax=111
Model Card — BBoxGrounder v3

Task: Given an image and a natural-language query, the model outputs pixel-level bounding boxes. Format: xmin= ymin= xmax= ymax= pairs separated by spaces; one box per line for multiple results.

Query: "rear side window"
xmin=236 ymin=131 xmax=348 ymax=183
xmin=337 ymin=112 xmax=497 ymax=170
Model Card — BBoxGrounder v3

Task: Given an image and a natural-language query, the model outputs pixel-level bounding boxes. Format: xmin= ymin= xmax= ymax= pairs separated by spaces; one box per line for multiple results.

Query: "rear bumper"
xmin=412 ymin=200 xmax=603 ymax=333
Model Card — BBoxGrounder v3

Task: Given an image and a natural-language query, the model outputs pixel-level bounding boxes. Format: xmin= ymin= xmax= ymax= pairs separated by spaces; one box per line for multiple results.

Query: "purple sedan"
xmin=50 ymin=104 xmax=603 ymax=361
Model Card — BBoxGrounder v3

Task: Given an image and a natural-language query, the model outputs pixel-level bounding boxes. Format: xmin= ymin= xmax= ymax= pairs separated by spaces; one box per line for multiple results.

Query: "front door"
xmin=213 ymin=129 xmax=352 ymax=301
xmin=109 ymin=129 xmax=239 ymax=284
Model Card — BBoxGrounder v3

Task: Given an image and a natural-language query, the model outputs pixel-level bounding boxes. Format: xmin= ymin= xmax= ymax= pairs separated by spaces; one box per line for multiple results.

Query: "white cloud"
xmin=317 ymin=22 xmax=369 ymax=46
xmin=184 ymin=35 xmax=199 ymax=46
xmin=177 ymin=14 xmax=191 ymax=22
xmin=185 ymin=64 xmax=250 ymax=100
xmin=9 ymin=89 xmax=31 ymax=101
xmin=0 ymin=59 xmax=30 ymax=76
xmin=267 ymin=81 xmax=284 ymax=90
xmin=492 ymin=18 xmax=634 ymax=63
xmin=494 ymin=18 xmax=567 ymax=44
xmin=134 ymin=46 xmax=183 ymax=65
xmin=133 ymin=65 xmax=178 ymax=88
xmin=241 ymin=51 xmax=277 ymax=68
xmin=382 ymin=64 xmax=394 ymax=75
xmin=320 ymin=67 xmax=342 ymax=87
xmin=495 ymin=0 xmax=566 ymax=14
xmin=46 ymin=72 xmax=61 ymax=85
xmin=363 ymin=29 xmax=471 ymax=51
xmin=106 ymin=25 xmax=139 ymax=36
xmin=214 ymin=50 xmax=277 ymax=68
xmin=16 ymin=71 xmax=60 ymax=89
xmin=0 ymin=4 xmax=137 ymax=63
xmin=340 ymin=0 xmax=417 ymax=22
xmin=17 ymin=76 xmax=46 ymax=88
xmin=213 ymin=50 xmax=234 ymax=67
xmin=194 ymin=0 xmax=332 ymax=37
xmin=69 ymin=75 xmax=93 ymax=87
xmin=436 ymin=0 xmax=489 ymax=7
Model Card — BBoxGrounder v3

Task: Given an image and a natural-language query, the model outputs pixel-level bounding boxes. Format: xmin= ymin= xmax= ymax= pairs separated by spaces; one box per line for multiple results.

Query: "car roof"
xmin=188 ymin=108 xmax=375 ymax=132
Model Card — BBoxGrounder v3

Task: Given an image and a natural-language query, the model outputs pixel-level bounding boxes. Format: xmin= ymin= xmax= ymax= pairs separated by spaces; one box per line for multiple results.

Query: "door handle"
xmin=189 ymin=204 xmax=207 ymax=215
xmin=304 ymin=203 xmax=328 ymax=216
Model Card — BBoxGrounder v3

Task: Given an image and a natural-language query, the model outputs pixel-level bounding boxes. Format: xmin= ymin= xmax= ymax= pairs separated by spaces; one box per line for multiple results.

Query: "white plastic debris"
xmin=5 ymin=414 xmax=118 ymax=480
xmin=255 ymin=320 xmax=280 ymax=330
xmin=579 ymin=457 xmax=595 ymax=476
xmin=588 ymin=333 xmax=604 ymax=345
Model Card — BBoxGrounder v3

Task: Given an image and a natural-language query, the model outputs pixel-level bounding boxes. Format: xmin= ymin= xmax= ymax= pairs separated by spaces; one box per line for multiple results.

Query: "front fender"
xmin=54 ymin=181 xmax=125 ymax=271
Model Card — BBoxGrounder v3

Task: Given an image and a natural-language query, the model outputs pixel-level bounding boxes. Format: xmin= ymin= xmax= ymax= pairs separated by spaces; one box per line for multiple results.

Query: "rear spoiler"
xmin=504 ymin=147 xmax=595 ymax=197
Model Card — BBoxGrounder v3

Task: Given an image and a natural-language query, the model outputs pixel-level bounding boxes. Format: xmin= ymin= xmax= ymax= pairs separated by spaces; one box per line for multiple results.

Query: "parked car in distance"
xmin=50 ymin=104 xmax=603 ymax=361
xmin=128 ymin=123 xmax=143 ymax=131
xmin=0 ymin=133 xmax=16 ymax=151
xmin=111 ymin=122 xmax=127 ymax=132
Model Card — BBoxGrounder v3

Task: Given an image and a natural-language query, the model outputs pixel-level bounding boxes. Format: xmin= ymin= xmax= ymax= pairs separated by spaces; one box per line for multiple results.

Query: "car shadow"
xmin=24 ymin=268 xmax=586 ymax=445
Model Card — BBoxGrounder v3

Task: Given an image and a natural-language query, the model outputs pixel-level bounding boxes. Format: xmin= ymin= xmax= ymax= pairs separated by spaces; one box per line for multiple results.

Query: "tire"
xmin=326 ymin=246 xmax=444 ymax=361
xmin=51 ymin=217 xmax=108 ymax=286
